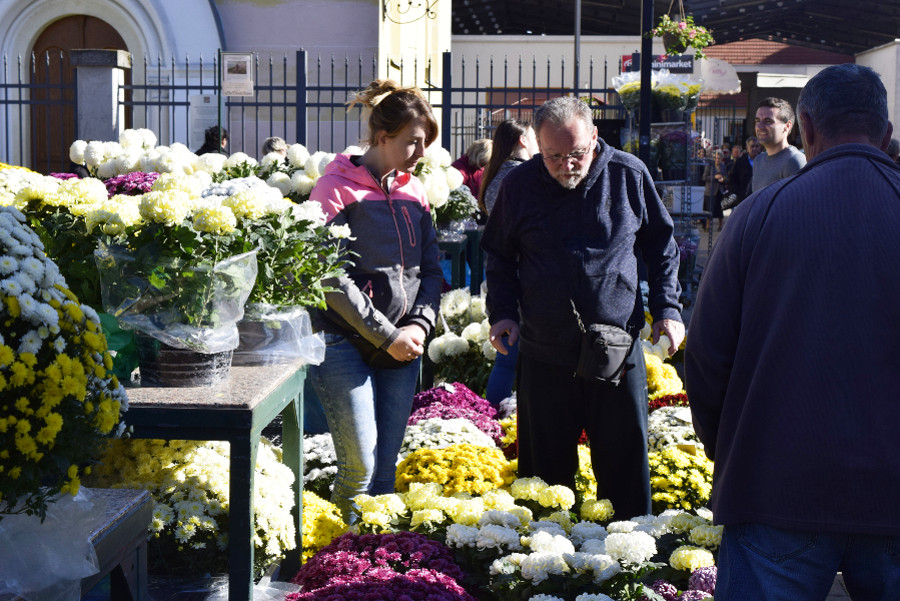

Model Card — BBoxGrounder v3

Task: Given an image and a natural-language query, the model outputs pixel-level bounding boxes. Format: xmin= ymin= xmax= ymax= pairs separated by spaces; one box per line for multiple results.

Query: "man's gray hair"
xmin=797 ymin=64 xmax=888 ymax=145
xmin=534 ymin=96 xmax=593 ymax=138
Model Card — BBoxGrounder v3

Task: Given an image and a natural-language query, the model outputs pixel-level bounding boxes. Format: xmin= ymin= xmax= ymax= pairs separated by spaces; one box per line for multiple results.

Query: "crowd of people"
xmin=182 ymin=67 xmax=900 ymax=599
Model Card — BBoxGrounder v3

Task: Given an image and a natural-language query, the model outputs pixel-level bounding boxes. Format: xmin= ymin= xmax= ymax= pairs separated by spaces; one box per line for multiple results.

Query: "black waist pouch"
xmin=575 ymin=324 xmax=634 ymax=385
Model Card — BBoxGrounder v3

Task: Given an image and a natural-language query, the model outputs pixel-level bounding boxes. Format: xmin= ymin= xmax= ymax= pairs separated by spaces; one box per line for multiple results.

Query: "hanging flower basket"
xmin=651 ymin=13 xmax=715 ymax=59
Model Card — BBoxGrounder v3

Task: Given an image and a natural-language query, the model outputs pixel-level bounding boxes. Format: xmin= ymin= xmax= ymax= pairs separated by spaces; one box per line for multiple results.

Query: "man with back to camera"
xmin=481 ymin=96 xmax=684 ymax=520
xmin=685 ymin=64 xmax=900 ymax=600
xmin=751 ymin=96 xmax=806 ymax=192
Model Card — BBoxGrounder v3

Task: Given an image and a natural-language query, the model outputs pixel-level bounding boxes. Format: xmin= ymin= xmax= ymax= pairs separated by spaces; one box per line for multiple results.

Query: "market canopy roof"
xmin=452 ymin=0 xmax=900 ymax=56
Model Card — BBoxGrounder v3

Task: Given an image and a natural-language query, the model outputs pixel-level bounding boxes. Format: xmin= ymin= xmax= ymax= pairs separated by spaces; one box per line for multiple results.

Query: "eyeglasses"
xmin=542 ymin=145 xmax=593 ymax=163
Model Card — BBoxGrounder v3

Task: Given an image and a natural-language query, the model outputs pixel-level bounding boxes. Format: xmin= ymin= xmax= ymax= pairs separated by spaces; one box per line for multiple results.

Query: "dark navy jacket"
xmin=686 ymin=144 xmax=900 ymax=535
xmin=481 ymin=139 xmax=682 ymax=367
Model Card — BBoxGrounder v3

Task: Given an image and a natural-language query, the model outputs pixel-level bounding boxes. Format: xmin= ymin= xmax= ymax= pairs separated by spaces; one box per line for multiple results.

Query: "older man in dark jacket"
xmin=686 ymin=64 xmax=900 ymax=600
xmin=482 ymin=96 xmax=683 ymax=519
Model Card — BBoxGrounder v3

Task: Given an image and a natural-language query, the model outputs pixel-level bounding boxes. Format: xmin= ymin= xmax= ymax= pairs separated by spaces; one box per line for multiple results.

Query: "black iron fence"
xmin=0 ymin=48 xmax=739 ymax=171
xmin=122 ymin=49 xmax=629 ymax=158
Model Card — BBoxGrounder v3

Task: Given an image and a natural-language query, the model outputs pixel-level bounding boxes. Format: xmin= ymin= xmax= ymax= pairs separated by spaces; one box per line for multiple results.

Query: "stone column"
xmin=69 ymin=49 xmax=132 ymax=142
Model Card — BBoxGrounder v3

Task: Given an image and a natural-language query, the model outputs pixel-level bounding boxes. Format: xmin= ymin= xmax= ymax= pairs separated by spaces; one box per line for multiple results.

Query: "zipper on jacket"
xmin=401 ymin=206 xmax=417 ymax=247
xmin=365 ymin=169 xmax=410 ymax=316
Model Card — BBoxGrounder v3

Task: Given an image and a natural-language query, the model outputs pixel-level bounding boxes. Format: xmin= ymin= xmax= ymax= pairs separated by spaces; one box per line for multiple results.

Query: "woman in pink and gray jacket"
xmin=308 ymin=79 xmax=443 ymax=520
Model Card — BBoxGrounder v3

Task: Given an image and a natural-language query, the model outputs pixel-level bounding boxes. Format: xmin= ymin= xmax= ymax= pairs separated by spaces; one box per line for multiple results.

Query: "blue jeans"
xmin=485 ymin=337 xmax=518 ymax=406
xmin=308 ymin=332 xmax=419 ymax=520
xmin=718 ymin=523 xmax=900 ymax=601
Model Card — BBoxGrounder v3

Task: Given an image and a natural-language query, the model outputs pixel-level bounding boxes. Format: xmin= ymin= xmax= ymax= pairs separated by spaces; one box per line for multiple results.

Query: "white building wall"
xmin=856 ymin=40 xmax=900 ymax=127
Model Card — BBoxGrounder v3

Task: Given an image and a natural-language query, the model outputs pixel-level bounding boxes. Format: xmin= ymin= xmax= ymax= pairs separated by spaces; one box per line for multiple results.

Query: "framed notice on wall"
xmin=221 ymin=52 xmax=254 ymax=97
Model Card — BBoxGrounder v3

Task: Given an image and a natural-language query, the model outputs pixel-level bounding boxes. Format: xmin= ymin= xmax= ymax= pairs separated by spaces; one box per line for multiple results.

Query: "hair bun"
xmin=354 ymin=79 xmax=401 ymax=108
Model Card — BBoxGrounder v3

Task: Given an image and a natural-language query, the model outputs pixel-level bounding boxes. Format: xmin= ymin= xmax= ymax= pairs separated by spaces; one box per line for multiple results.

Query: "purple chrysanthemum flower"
xmin=688 ymin=565 xmax=717 ymax=595
xmin=104 ymin=171 xmax=159 ymax=198
xmin=676 ymin=590 xmax=712 ymax=600
xmin=647 ymin=579 xmax=679 ymax=601
xmin=407 ymin=403 xmax=503 ymax=445
xmin=291 ymin=531 xmax=465 ymax=592
xmin=286 ymin=567 xmax=475 ymax=601
xmin=50 ymin=172 xmax=81 ymax=180
xmin=411 ymin=383 xmax=497 ymax=418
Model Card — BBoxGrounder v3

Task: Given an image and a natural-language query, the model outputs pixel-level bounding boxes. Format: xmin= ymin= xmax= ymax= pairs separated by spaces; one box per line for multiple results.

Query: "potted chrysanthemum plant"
xmin=0 ymin=206 xmax=128 ymax=521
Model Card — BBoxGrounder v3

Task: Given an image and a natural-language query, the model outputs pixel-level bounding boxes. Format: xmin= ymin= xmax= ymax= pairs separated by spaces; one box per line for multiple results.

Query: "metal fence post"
xmin=296 ymin=49 xmax=307 ymax=146
xmin=441 ymin=51 xmax=452 ymax=151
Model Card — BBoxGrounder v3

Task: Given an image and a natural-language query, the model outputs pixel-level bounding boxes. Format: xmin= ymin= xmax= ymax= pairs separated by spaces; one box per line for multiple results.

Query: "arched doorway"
xmin=31 ymin=16 xmax=129 ymax=173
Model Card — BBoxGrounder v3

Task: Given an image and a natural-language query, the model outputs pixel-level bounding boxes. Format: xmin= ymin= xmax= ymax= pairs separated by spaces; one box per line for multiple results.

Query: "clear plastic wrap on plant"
xmin=653 ymin=70 xmax=689 ymax=112
xmin=0 ymin=488 xmax=106 ymax=601
xmin=233 ymin=303 xmax=326 ymax=366
xmin=95 ymin=247 xmax=258 ymax=353
xmin=612 ymin=71 xmax=649 ymax=112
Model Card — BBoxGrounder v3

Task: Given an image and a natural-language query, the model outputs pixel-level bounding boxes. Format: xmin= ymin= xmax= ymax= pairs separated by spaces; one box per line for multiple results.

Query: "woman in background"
xmin=479 ymin=118 xmax=539 ymax=406
xmin=479 ymin=118 xmax=539 ymax=216
xmin=308 ymin=79 xmax=443 ymax=520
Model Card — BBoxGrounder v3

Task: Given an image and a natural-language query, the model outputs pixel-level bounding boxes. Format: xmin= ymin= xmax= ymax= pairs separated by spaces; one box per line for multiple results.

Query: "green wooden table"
xmin=122 ymin=359 xmax=307 ymax=600
xmin=82 ymin=488 xmax=153 ymax=601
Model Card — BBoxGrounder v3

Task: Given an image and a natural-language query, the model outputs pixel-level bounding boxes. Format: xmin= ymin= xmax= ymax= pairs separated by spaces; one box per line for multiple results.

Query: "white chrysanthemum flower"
xmin=460 ymin=321 xmax=485 ymax=343
xmin=476 ymin=524 xmax=522 ymax=550
xmin=575 ymin=590 xmax=618 ymax=600
xmin=446 ymin=165 xmax=464 ymax=190
xmin=444 ymin=523 xmax=478 ymax=548
xmin=342 ymin=145 xmax=366 ymax=156
xmin=83 ymin=141 xmax=107 ymax=168
xmin=304 ymin=151 xmax=335 ymax=179
xmin=115 ymin=148 xmax=143 ymax=174
xmin=603 ymin=531 xmax=657 ymax=566
xmin=440 ymin=288 xmax=471 ymax=319
xmin=326 ymin=223 xmax=353 ymax=239
xmin=266 ymin=172 xmax=292 ymax=196
xmin=291 ymin=200 xmax=328 ymax=227
xmin=529 ymin=595 xmax=565 ymax=601
xmin=260 ymin=152 xmax=286 ymax=171
xmin=481 ymin=339 xmax=498 ymax=361
xmin=195 ymin=152 xmax=227 ymax=174
xmin=569 ymin=522 xmax=608 ymax=547
xmin=137 ymin=128 xmax=157 ymax=149
xmin=527 ymin=520 xmax=567 ymax=538
xmin=119 ymin=128 xmax=144 ymax=149
xmin=489 ymin=553 xmax=527 ymax=576
xmin=519 ymin=552 xmax=570 ymax=584
xmin=286 ymin=144 xmax=310 ymax=168
xmin=138 ymin=149 xmax=162 ymax=173
xmin=606 ymin=520 xmax=638 ymax=534
xmin=0 ymin=254 xmax=18 ymax=275
xmin=224 ymin=152 xmax=258 ymax=170
xmin=477 ymin=510 xmax=523 ymax=530
xmin=290 ymin=171 xmax=316 ymax=197
xmin=103 ymin=141 xmax=123 ymax=159
xmin=580 ymin=538 xmax=607 ymax=555
xmin=425 ymin=171 xmax=450 ymax=209
xmin=96 ymin=159 xmax=120 ymax=180
xmin=18 ymin=329 xmax=42 ymax=354
xmin=565 ymin=552 xmax=621 ymax=585
xmin=528 ymin=529 xmax=576 ymax=554
xmin=69 ymin=140 xmax=88 ymax=165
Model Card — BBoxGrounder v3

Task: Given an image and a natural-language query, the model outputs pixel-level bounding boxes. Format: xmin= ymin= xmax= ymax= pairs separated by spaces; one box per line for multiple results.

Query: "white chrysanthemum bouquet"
xmin=413 ymin=145 xmax=475 ymax=226
xmin=427 ymin=287 xmax=494 ymax=394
